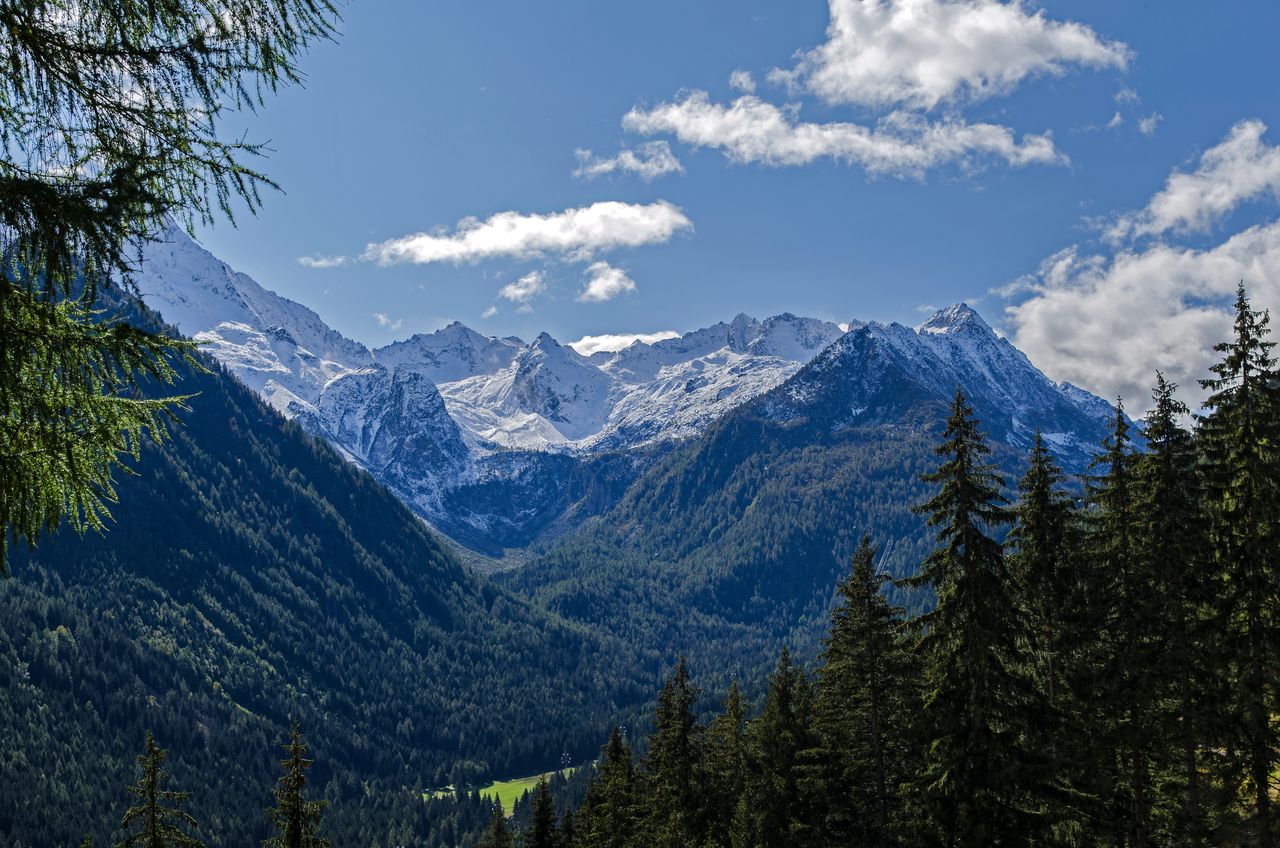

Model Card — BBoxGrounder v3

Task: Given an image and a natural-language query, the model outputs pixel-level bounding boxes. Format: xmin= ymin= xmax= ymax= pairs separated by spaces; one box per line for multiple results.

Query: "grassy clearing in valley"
xmin=425 ymin=768 xmax=577 ymax=810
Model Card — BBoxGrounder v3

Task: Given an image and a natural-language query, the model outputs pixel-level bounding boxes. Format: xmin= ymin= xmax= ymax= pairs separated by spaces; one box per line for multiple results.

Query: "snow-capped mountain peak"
xmin=917 ymin=302 xmax=991 ymax=336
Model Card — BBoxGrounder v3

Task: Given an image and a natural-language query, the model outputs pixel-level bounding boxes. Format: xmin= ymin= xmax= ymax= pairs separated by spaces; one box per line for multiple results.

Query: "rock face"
xmin=138 ymin=228 xmax=1116 ymax=555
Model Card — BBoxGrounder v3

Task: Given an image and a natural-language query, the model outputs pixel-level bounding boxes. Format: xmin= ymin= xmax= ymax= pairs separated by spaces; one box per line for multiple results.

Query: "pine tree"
xmin=815 ymin=535 xmax=917 ymax=847
xmin=904 ymin=388 xmax=1042 ymax=847
xmin=264 ymin=721 xmax=329 ymax=848
xmin=1083 ymin=400 xmax=1155 ymax=846
xmin=744 ymin=648 xmax=821 ymax=848
xmin=578 ymin=727 xmax=638 ymax=848
xmin=114 ymin=732 xmax=204 ymax=848
xmin=1006 ymin=433 xmax=1088 ymax=841
xmin=1137 ymin=374 xmax=1216 ymax=845
xmin=524 ymin=777 xmax=558 ymax=848
xmin=642 ymin=658 xmax=703 ymax=847
xmin=702 ymin=683 xmax=748 ymax=848
xmin=481 ymin=801 xmax=513 ymax=848
xmin=1198 ymin=283 xmax=1280 ymax=844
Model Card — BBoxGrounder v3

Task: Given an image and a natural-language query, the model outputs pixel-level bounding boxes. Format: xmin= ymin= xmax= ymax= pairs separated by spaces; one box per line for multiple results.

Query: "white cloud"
xmin=362 ymin=201 xmax=693 ymax=266
xmin=499 ymin=271 xmax=547 ymax=305
xmin=373 ymin=312 xmax=403 ymax=331
xmin=729 ymin=69 xmax=756 ymax=94
xmin=1106 ymin=111 xmax=1123 ymax=130
xmin=1007 ymin=222 xmax=1280 ymax=412
xmin=578 ymin=262 xmax=637 ymax=303
xmin=771 ymin=0 xmax=1130 ymax=110
xmin=567 ymin=330 xmax=681 ymax=356
xmin=481 ymin=305 xmax=498 ymax=319
xmin=623 ymin=92 xmax=1062 ymax=177
xmin=1108 ymin=120 xmax=1280 ymax=241
xmin=297 ymin=254 xmax=350 ymax=269
xmin=1138 ymin=112 xmax=1162 ymax=136
xmin=573 ymin=141 xmax=685 ymax=181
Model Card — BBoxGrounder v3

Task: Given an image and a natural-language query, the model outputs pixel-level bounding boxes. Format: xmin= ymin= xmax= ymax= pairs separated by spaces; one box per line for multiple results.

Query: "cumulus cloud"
xmin=1108 ymin=121 xmax=1280 ymax=242
xmin=770 ymin=0 xmax=1130 ymax=110
xmin=499 ymin=271 xmax=547 ymax=307
xmin=573 ymin=141 xmax=685 ymax=181
xmin=1007 ymin=222 xmax=1280 ymax=413
xmin=729 ymin=69 xmax=756 ymax=94
xmin=481 ymin=305 xmax=498 ymax=319
xmin=567 ymin=330 xmax=681 ymax=356
xmin=373 ymin=312 xmax=403 ymax=331
xmin=578 ymin=261 xmax=637 ymax=303
xmin=623 ymin=92 xmax=1062 ymax=177
xmin=362 ymin=201 xmax=693 ymax=266
xmin=1138 ymin=112 xmax=1162 ymax=137
xmin=297 ymin=254 xmax=350 ymax=269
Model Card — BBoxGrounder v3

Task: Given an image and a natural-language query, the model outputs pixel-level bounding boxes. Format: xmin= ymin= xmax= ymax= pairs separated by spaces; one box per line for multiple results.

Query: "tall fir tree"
xmin=525 ymin=777 xmax=558 ymax=848
xmin=702 ymin=685 xmax=748 ymax=848
xmin=481 ymin=801 xmax=514 ymax=848
xmin=1006 ymin=433 xmax=1088 ymax=842
xmin=1083 ymin=400 xmax=1158 ymax=846
xmin=1137 ymin=373 xmax=1217 ymax=845
xmin=1198 ymin=283 xmax=1280 ymax=844
xmin=904 ymin=388 xmax=1042 ymax=847
xmin=577 ymin=727 xmax=638 ymax=848
xmin=114 ymin=732 xmax=204 ymax=848
xmin=815 ymin=535 xmax=917 ymax=848
xmin=742 ymin=648 xmax=822 ymax=848
xmin=641 ymin=658 xmax=703 ymax=847
xmin=264 ymin=721 xmax=329 ymax=848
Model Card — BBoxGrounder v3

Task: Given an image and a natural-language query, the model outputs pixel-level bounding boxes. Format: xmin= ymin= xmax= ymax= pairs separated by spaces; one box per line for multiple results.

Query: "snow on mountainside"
xmin=134 ymin=228 xmax=1118 ymax=553
xmin=758 ymin=303 xmax=1115 ymax=470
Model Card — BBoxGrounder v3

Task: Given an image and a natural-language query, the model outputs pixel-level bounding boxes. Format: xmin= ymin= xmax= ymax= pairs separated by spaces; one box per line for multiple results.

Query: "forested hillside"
xmin=0 ymin=347 xmax=650 ymax=847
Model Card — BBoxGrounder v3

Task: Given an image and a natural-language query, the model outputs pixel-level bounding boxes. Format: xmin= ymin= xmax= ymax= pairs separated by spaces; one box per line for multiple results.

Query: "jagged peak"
xmin=916 ymin=302 xmax=993 ymax=336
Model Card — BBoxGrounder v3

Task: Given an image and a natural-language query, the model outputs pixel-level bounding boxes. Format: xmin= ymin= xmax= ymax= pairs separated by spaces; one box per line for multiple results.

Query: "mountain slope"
xmin=0 ymin=338 xmax=644 ymax=846
xmin=504 ymin=306 xmax=1116 ymax=688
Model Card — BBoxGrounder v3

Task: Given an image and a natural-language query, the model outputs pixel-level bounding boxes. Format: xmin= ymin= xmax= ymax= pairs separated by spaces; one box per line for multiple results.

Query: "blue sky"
xmin=194 ymin=0 xmax=1280 ymax=409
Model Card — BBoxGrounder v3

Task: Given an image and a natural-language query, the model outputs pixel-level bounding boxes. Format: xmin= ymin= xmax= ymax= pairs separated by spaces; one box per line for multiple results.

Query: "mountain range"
xmin=136 ymin=226 xmax=1114 ymax=560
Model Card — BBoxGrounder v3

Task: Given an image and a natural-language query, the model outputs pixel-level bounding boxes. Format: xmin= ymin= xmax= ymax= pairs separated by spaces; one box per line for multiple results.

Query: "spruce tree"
xmin=1083 ymin=400 xmax=1156 ymax=846
xmin=703 ymin=683 xmax=748 ymax=848
xmin=481 ymin=801 xmax=513 ymax=848
xmin=578 ymin=727 xmax=638 ymax=848
xmin=904 ymin=388 xmax=1041 ymax=846
xmin=524 ymin=777 xmax=558 ymax=848
xmin=1006 ymin=433 xmax=1088 ymax=841
xmin=115 ymin=732 xmax=204 ymax=848
xmin=1137 ymin=373 xmax=1215 ymax=845
xmin=1198 ymin=283 xmax=1280 ymax=844
xmin=815 ymin=535 xmax=917 ymax=847
xmin=745 ymin=648 xmax=821 ymax=848
xmin=642 ymin=658 xmax=703 ymax=847
xmin=264 ymin=721 xmax=329 ymax=848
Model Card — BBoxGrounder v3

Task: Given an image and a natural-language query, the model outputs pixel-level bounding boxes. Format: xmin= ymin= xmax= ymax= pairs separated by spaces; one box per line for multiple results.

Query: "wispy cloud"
xmin=481 ymin=305 xmax=498 ymax=319
xmin=729 ymin=69 xmax=756 ymax=94
xmin=770 ymin=0 xmax=1131 ymax=110
xmin=499 ymin=271 xmax=547 ymax=312
xmin=624 ymin=93 xmax=1062 ymax=178
xmin=573 ymin=141 xmax=684 ymax=181
xmin=373 ymin=312 xmax=403 ymax=331
xmin=1137 ymin=113 xmax=1162 ymax=136
xmin=567 ymin=330 xmax=680 ymax=356
xmin=1108 ymin=120 xmax=1280 ymax=241
xmin=577 ymin=262 xmax=637 ymax=303
xmin=297 ymin=254 xmax=351 ymax=269
xmin=362 ymin=201 xmax=693 ymax=266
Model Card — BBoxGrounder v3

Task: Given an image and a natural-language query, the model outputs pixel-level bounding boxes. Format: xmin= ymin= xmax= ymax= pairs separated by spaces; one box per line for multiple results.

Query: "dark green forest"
xmin=510 ymin=285 xmax=1280 ymax=848
xmin=0 ymin=341 xmax=657 ymax=846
